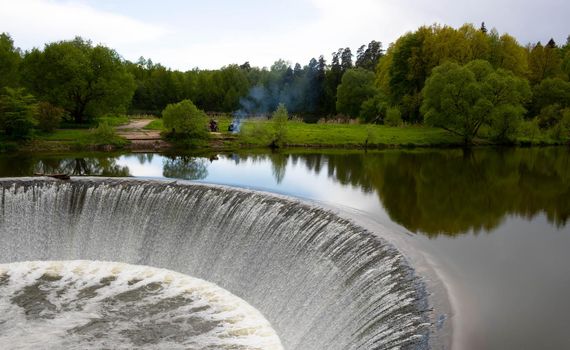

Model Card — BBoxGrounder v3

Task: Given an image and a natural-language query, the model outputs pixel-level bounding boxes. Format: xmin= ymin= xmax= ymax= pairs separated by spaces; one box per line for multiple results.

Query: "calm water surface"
xmin=1 ymin=147 xmax=569 ymax=350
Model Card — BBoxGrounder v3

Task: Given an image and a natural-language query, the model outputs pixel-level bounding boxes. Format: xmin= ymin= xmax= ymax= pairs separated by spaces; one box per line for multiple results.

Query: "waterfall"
xmin=0 ymin=178 xmax=431 ymax=349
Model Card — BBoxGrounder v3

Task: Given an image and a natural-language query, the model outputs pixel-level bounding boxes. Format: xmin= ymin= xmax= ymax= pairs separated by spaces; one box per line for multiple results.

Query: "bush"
xmin=519 ymin=119 xmax=541 ymax=141
xmin=162 ymin=100 xmax=208 ymax=141
xmin=385 ymin=106 xmax=403 ymax=127
xmin=271 ymin=103 xmax=288 ymax=147
xmin=360 ymin=95 xmax=387 ymax=123
xmin=549 ymin=109 xmax=570 ymax=141
xmin=89 ymin=122 xmax=128 ymax=147
xmin=0 ymin=87 xmax=37 ymax=139
xmin=36 ymin=101 xmax=63 ymax=132
xmin=537 ymin=104 xmax=562 ymax=129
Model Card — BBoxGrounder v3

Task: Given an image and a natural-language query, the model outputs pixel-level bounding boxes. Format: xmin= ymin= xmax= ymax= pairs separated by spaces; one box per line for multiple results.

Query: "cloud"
xmin=1 ymin=0 xmax=568 ymax=70
xmin=0 ymin=0 xmax=168 ymax=52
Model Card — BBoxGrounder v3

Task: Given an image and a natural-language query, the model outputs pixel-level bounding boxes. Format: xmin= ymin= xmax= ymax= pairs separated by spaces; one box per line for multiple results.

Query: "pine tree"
xmin=547 ymin=38 xmax=557 ymax=49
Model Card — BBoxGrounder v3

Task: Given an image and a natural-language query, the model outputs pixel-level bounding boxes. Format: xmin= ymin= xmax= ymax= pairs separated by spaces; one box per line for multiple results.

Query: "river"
xmin=1 ymin=147 xmax=569 ymax=349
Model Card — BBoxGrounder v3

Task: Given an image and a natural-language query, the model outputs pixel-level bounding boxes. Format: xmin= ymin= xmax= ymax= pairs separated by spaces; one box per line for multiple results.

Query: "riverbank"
xmin=1 ymin=117 xmax=567 ymax=153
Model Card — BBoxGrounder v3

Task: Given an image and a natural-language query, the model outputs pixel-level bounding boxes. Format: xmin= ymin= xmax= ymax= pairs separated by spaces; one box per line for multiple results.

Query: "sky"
xmin=1 ymin=0 xmax=569 ymax=70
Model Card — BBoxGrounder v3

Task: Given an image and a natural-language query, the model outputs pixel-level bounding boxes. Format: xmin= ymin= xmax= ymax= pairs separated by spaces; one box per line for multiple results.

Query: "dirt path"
xmin=116 ymin=119 xmax=170 ymax=151
xmin=115 ymin=119 xmax=154 ymax=131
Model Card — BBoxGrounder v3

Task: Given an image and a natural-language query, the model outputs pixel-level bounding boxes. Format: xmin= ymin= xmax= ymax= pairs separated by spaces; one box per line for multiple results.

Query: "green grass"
xmin=37 ymin=129 xmax=92 ymax=142
xmin=145 ymin=116 xmax=459 ymax=149
xmin=32 ymin=125 xmax=128 ymax=150
xmin=239 ymin=120 xmax=464 ymax=147
xmin=143 ymin=119 xmax=165 ymax=131
xmin=96 ymin=115 xmax=130 ymax=127
xmin=4 ymin=117 xmax=566 ymax=153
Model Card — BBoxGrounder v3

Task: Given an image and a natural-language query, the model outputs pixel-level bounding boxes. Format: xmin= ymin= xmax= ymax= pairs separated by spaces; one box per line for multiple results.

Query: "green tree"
xmin=531 ymin=78 xmax=570 ymax=115
xmin=421 ymin=60 xmax=530 ymax=143
xmin=0 ymin=87 xmax=37 ymax=139
xmin=387 ymin=30 xmax=429 ymax=123
xmin=21 ymin=37 xmax=135 ymax=123
xmin=271 ymin=103 xmax=288 ymax=148
xmin=0 ymin=33 xmax=21 ymax=89
xmin=356 ymin=40 xmax=383 ymax=71
xmin=336 ymin=68 xmax=377 ymax=118
xmin=491 ymin=33 xmax=528 ymax=77
xmin=528 ymin=42 xmax=564 ymax=85
xmin=488 ymin=105 xmax=525 ymax=141
xmin=162 ymin=99 xmax=208 ymax=140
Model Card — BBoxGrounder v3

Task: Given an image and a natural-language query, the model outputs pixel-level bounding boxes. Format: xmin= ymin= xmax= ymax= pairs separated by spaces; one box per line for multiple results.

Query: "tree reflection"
xmin=2 ymin=148 xmax=568 ymax=237
xmin=162 ymin=156 xmax=208 ymax=180
xmin=290 ymin=148 xmax=570 ymax=237
xmin=0 ymin=154 xmax=130 ymax=176
xmin=269 ymin=153 xmax=288 ymax=184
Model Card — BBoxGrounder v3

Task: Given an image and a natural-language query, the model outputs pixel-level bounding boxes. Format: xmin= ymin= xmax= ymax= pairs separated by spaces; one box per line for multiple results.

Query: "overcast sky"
xmin=1 ymin=0 xmax=568 ymax=70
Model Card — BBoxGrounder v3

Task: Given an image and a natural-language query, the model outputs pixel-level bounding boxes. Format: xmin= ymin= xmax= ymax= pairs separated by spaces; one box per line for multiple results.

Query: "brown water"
xmin=1 ymin=147 xmax=569 ymax=349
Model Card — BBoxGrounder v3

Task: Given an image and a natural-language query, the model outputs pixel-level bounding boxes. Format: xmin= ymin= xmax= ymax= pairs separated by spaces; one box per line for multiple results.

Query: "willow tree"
xmin=376 ymin=24 xmax=530 ymax=123
xmin=421 ymin=60 xmax=530 ymax=143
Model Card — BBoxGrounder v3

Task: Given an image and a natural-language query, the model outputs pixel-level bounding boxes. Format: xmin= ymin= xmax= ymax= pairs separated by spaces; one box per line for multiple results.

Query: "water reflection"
xmin=162 ymin=156 xmax=208 ymax=180
xmin=0 ymin=154 xmax=130 ymax=177
xmin=1 ymin=147 xmax=568 ymax=236
xmin=312 ymin=148 xmax=570 ymax=236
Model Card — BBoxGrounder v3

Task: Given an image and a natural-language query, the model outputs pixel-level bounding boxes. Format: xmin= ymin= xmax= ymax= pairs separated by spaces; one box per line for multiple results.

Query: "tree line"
xmin=1 ymin=22 xmax=569 ymax=143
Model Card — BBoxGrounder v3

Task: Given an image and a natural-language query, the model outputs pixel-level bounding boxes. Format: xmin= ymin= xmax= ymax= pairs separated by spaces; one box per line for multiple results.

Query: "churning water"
xmin=0 ymin=178 xmax=431 ymax=349
xmin=0 ymin=260 xmax=282 ymax=350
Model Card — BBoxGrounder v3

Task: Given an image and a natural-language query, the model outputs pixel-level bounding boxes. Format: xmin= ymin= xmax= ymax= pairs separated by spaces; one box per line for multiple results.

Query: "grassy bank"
xmin=239 ymin=119 xmax=568 ymax=148
xmin=6 ymin=121 xmax=130 ymax=152
xmin=239 ymin=120 xmax=463 ymax=148
xmin=3 ymin=116 xmax=567 ymax=153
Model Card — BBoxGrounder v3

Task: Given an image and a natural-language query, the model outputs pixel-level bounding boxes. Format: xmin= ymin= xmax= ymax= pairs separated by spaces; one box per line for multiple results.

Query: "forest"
xmin=1 ymin=22 xmax=569 ymax=144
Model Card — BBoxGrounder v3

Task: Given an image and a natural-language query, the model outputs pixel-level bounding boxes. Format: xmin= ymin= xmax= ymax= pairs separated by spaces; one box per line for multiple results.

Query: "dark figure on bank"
xmin=209 ymin=119 xmax=219 ymax=132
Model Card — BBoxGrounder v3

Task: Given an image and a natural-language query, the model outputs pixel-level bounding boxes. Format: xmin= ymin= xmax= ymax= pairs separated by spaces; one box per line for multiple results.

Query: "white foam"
xmin=0 ymin=260 xmax=283 ymax=350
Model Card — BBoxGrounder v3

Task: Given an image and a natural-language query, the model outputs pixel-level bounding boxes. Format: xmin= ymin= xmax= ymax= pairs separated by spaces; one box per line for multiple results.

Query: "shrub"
xmin=537 ymin=104 xmax=562 ymax=129
xmin=271 ymin=103 xmax=288 ymax=147
xmin=385 ymin=106 xmax=403 ymax=127
xmin=360 ymin=95 xmax=387 ymax=123
xmin=162 ymin=100 xmax=208 ymax=141
xmin=36 ymin=101 xmax=64 ymax=132
xmin=549 ymin=109 xmax=570 ymax=141
xmin=89 ymin=122 xmax=128 ymax=147
xmin=0 ymin=87 xmax=37 ymax=139
xmin=519 ymin=119 xmax=540 ymax=141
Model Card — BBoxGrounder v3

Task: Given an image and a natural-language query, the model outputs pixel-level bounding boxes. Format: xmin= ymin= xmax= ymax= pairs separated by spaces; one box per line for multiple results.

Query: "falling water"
xmin=0 ymin=178 xmax=431 ymax=349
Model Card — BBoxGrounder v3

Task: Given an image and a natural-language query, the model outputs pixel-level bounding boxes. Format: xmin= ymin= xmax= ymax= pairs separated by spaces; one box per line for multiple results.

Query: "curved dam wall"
xmin=0 ymin=178 xmax=430 ymax=349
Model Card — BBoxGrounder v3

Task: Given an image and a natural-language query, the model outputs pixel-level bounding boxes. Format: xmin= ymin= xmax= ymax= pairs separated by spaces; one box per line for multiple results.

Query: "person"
xmin=209 ymin=119 xmax=218 ymax=132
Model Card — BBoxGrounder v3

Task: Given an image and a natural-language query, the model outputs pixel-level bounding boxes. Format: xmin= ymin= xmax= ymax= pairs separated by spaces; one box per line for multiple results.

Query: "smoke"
xmin=231 ymin=63 xmax=322 ymax=130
